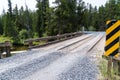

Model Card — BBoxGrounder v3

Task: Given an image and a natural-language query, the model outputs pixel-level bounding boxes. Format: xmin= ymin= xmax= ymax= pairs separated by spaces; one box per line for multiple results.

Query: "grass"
xmin=33 ymin=41 xmax=47 ymax=45
xmin=98 ymin=54 xmax=120 ymax=80
xmin=0 ymin=36 xmax=13 ymax=43
xmin=98 ymin=56 xmax=108 ymax=80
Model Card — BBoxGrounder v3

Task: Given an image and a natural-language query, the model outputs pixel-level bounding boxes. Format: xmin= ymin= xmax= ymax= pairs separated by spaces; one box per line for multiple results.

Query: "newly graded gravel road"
xmin=0 ymin=33 xmax=104 ymax=80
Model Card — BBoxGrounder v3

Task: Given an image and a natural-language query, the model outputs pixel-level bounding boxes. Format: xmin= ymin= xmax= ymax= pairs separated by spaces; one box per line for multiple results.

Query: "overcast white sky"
xmin=0 ymin=0 xmax=108 ymax=14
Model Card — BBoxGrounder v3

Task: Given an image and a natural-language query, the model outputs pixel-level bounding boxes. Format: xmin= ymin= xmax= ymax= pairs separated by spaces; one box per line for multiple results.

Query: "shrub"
xmin=19 ymin=29 xmax=29 ymax=40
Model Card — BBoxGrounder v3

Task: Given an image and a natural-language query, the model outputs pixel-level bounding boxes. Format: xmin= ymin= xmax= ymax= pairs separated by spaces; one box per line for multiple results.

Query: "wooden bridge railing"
xmin=24 ymin=32 xmax=83 ymax=49
xmin=0 ymin=41 xmax=12 ymax=59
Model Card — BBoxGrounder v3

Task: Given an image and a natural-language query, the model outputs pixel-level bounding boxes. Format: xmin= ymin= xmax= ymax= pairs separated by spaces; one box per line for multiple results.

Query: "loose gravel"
xmin=0 ymin=33 xmax=103 ymax=80
xmin=58 ymin=56 xmax=99 ymax=80
xmin=0 ymin=51 xmax=65 ymax=80
xmin=0 ymin=50 xmax=42 ymax=63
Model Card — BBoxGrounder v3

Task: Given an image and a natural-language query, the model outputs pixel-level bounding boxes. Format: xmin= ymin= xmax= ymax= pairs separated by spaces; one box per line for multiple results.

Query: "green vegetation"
xmin=0 ymin=36 xmax=13 ymax=43
xmin=98 ymin=56 xmax=120 ymax=80
xmin=0 ymin=0 xmax=119 ymax=44
xmin=98 ymin=56 xmax=108 ymax=79
xmin=19 ymin=29 xmax=29 ymax=41
xmin=33 ymin=41 xmax=47 ymax=45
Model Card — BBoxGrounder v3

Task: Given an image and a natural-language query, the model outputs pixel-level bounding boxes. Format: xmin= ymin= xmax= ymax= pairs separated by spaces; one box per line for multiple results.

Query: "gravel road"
xmin=58 ymin=56 xmax=98 ymax=80
xmin=0 ymin=33 xmax=104 ymax=80
xmin=0 ymin=51 xmax=65 ymax=80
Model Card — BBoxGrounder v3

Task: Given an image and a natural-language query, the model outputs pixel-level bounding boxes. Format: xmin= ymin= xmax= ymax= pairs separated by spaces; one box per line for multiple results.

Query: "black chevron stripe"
xmin=109 ymin=49 xmax=119 ymax=56
xmin=105 ymin=37 xmax=119 ymax=51
xmin=106 ymin=20 xmax=117 ymax=29
xmin=106 ymin=26 xmax=120 ymax=40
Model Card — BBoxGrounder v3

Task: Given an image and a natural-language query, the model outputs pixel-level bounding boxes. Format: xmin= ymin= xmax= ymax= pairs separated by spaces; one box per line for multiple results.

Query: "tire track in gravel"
xmin=0 ymin=49 xmax=56 ymax=73
xmin=59 ymin=35 xmax=95 ymax=52
xmin=23 ymin=33 xmax=103 ymax=80
xmin=0 ymin=51 xmax=65 ymax=80
xmin=58 ymin=33 xmax=103 ymax=80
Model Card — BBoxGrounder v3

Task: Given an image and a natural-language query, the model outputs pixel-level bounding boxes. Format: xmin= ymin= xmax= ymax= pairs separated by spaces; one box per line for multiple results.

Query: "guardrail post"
xmin=57 ymin=35 xmax=60 ymax=40
xmin=6 ymin=46 xmax=11 ymax=57
xmin=5 ymin=41 xmax=11 ymax=57
xmin=0 ymin=41 xmax=12 ymax=58
xmin=65 ymin=35 xmax=67 ymax=39
xmin=0 ymin=50 xmax=1 ymax=59
xmin=113 ymin=60 xmax=118 ymax=75
xmin=107 ymin=57 xmax=112 ymax=78
xmin=118 ymin=62 xmax=120 ymax=75
xmin=71 ymin=34 xmax=73 ymax=38
xmin=29 ymin=41 xmax=33 ymax=49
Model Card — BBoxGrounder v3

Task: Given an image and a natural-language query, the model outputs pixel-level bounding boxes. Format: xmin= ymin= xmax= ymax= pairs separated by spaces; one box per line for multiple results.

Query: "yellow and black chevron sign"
xmin=105 ymin=20 xmax=120 ymax=57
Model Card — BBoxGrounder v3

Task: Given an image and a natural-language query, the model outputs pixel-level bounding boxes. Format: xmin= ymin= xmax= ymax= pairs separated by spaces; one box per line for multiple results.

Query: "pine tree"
xmin=0 ymin=16 xmax=3 ymax=35
xmin=3 ymin=0 xmax=19 ymax=43
xmin=36 ymin=0 xmax=49 ymax=37
xmin=24 ymin=4 xmax=33 ymax=38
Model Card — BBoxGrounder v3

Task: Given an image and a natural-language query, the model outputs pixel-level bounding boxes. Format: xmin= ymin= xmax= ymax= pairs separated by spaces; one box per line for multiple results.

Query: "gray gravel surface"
xmin=0 ymin=51 xmax=65 ymax=80
xmin=0 ymin=33 xmax=103 ymax=80
xmin=0 ymin=50 xmax=41 ymax=63
xmin=58 ymin=56 xmax=98 ymax=80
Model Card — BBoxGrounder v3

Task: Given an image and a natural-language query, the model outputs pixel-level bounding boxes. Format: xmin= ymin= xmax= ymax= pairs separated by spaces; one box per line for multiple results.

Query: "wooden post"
xmin=71 ymin=34 xmax=73 ymax=38
xmin=107 ymin=57 xmax=113 ymax=79
xmin=29 ymin=41 xmax=33 ymax=49
xmin=57 ymin=35 xmax=60 ymax=40
xmin=6 ymin=46 xmax=11 ymax=57
xmin=5 ymin=41 xmax=11 ymax=57
xmin=65 ymin=35 xmax=67 ymax=39
xmin=113 ymin=60 xmax=118 ymax=75
xmin=0 ymin=49 xmax=1 ymax=59
xmin=118 ymin=62 xmax=120 ymax=75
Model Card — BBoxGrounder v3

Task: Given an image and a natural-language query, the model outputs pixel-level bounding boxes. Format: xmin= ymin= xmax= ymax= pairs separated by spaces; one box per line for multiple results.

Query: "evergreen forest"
xmin=0 ymin=0 xmax=119 ymax=44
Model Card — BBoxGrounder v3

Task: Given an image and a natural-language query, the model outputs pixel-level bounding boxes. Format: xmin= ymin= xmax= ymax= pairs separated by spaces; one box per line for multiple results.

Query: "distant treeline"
xmin=0 ymin=0 xmax=119 ymax=43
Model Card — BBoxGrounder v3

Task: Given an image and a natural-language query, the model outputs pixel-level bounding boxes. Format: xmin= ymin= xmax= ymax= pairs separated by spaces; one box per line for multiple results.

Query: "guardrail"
xmin=24 ymin=32 xmax=83 ymax=49
xmin=0 ymin=41 xmax=12 ymax=59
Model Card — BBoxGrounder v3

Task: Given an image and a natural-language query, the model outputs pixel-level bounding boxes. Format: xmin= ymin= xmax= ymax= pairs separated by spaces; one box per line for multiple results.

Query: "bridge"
xmin=0 ymin=32 xmax=105 ymax=80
